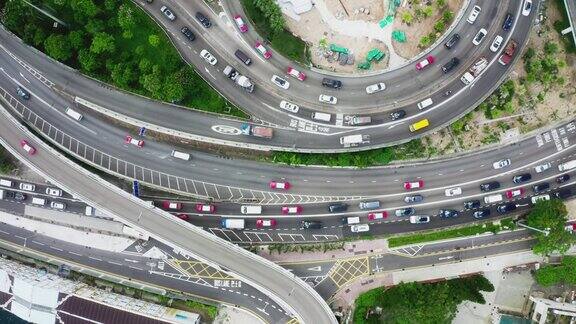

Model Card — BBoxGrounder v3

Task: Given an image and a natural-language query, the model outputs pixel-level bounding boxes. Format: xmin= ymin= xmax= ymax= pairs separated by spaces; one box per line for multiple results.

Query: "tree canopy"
xmin=527 ymin=199 xmax=576 ymax=256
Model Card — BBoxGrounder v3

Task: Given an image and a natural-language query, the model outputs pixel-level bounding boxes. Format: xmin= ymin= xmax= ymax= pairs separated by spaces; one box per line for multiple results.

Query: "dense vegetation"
xmin=1 ymin=0 xmax=246 ymax=117
xmin=353 ymin=275 xmax=494 ymax=324
xmin=535 ymin=256 xmax=576 ymax=286
xmin=0 ymin=147 xmax=16 ymax=174
xmin=527 ymin=199 xmax=576 ymax=256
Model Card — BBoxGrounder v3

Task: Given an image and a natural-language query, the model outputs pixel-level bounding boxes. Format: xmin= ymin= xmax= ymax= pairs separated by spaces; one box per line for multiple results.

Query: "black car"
xmin=441 ymin=57 xmax=460 ymax=73
xmin=497 ymin=203 xmax=517 ymax=214
xmin=301 ymin=220 xmax=322 ymax=229
xmin=17 ymin=86 xmax=30 ymax=100
xmin=395 ymin=208 xmax=415 ymax=216
xmin=556 ymin=174 xmax=570 ymax=183
xmin=464 ymin=200 xmax=481 ymax=209
xmin=444 ymin=33 xmax=460 ymax=49
xmin=439 ymin=209 xmax=459 ymax=218
xmin=195 ymin=12 xmax=211 ymax=28
xmin=554 ymin=189 xmax=572 ymax=199
xmin=480 ymin=181 xmax=500 ymax=192
xmin=328 ymin=203 xmax=348 ymax=213
xmin=322 ymin=78 xmax=342 ymax=89
xmin=532 ymin=182 xmax=550 ymax=193
xmin=180 ymin=27 xmax=195 ymax=41
xmin=3 ymin=191 xmax=15 ymax=199
xmin=14 ymin=192 xmax=26 ymax=201
xmin=473 ymin=209 xmax=491 ymax=219
xmin=502 ymin=13 xmax=514 ymax=31
xmin=512 ymin=173 xmax=532 ymax=184
xmin=404 ymin=195 xmax=424 ymax=203
xmin=390 ymin=110 xmax=406 ymax=120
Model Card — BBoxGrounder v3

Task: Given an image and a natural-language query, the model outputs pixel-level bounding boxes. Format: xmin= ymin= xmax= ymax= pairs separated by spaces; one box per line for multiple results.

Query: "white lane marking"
xmin=89 ymin=256 xmax=102 ymax=261
xmin=19 ymin=72 xmax=30 ymax=83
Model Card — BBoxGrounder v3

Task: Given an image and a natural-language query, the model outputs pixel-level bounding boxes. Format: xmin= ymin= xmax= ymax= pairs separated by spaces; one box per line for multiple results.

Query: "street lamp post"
xmin=516 ymin=221 xmax=550 ymax=236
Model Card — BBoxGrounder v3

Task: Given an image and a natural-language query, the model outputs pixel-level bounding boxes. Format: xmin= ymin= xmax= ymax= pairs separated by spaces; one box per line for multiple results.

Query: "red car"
xmin=162 ymin=201 xmax=182 ymax=210
xmin=255 ymin=42 xmax=272 ymax=59
xmin=368 ymin=212 xmax=388 ymax=220
xmin=415 ymin=55 xmax=435 ymax=70
xmin=20 ymin=140 xmax=36 ymax=155
xmin=403 ymin=180 xmax=424 ymax=190
xmin=256 ymin=219 xmax=277 ymax=228
xmin=195 ymin=203 xmax=215 ymax=213
xmin=176 ymin=213 xmax=189 ymax=220
xmin=505 ymin=188 xmax=525 ymax=199
xmin=281 ymin=205 xmax=303 ymax=214
xmin=233 ymin=15 xmax=248 ymax=33
xmin=125 ymin=135 xmax=144 ymax=148
xmin=270 ymin=181 xmax=290 ymax=190
xmin=287 ymin=67 xmax=306 ymax=81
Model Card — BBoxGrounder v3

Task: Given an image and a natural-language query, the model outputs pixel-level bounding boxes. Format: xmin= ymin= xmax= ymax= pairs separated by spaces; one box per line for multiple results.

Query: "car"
xmin=467 ymin=5 xmax=481 ymax=24
xmin=160 ymin=6 xmax=176 ymax=21
xmin=513 ymin=173 xmax=532 ymax=184
xmin=20 ymin=140 xmax=36 ymax=155
xmin=271 ymin=75 xmax=290 ymax=90
xmin=176 ymin=213 xmax=189 ymax=220
xmin=493 ymin=158 xmax=511 ymax=169
xmin=490 ymin=35 xmax=504 ymax=52
xmin=532 ymin=182 xmax=550 ymax=193
xmin=534 ymin=162 xmax=552 ymax=173
xmin=255 ymin=42 xmax=272 ymax=59
xmin=281 ymin=205 xmax=302 ymax=214
xmin=3 ymin=191 xmax=15 ymax=199
xmin=404 ymin=195 xmax=424 ymax=203
xmin=480 ymin=181 xmax=500 ymax=192
xmin=301 ymin=220 xmax=322 ymax=229
xmin=472 ymin=28 xmax=488 ymax=46
xmin=328 ymin=203 xmax=348 ymax=213
xmin=279 ymin=100 xmax=299 ymax=113
xmin=497 ymin=203 xmax=517 ymax=214
xmin=395 ymin=208 xmax=415 ymax=217
xmin=17 ymin=86 xmax=30 ymax=100
xmin=368 ymin=212 xmax=388 ymax=220
xmin=441 ymin=57 xmax=459 ymax=73
xmin=444 ymin=33 xmax=460 ymax=49
xmin=522 ymin=0 xmax=532 ymax=16
xmin=45 ymin=188 xmax=62 ymax=197
xmin=14 ymin=192 xmax=26 ymax=201
xmin=50 ymin=201 xmax=66 ymax=210
xmin=556 ymin=174 xmax=570 ymax=183
xmin=269 ymin=181 xmax=290 ymax=190
xmin=233 ymin=15 xmax=248 ymax=32
xmin=200 ymin=49 xmax=218 ymax=66
xmin=403 ymin=180 xmax=424 ymax=190
xmin=438 ymin=209 xmax=459 ymax=218
xmin=195 ymin=12 xmax=211 ymax=28
xmin=195 ymin=204 xmax=215 ymax=213
xmin=390 ymin=110 xmax=406 ymax=120
xmin=505 ymin=188 xmax=525 ymax=199
xmin=473 ymin=209 xmax=491 ymax=219
xmin=125 ymin=135 xmax=144 ymax=148
xmin=554 ymin=189 xmax=572 ymax=199
xmin=464 ymin=200 xmax=481 ymax=209
xmin=351 ymin=224 xmax=370 ymax=233
xmin=531 ymin=195 xmax=550 ymax=204
xmin=322 ymin=78 xmax=342 ymax=89
xmin=19 ymin=183 xmax=35 ymax=192
xmin=445 ymin=187 xmax=462 ymax=197
xmin=365 ymin=83 xmax=386 ymax=94
xmin=410 ymin=216 xmax=430 ymax=224
xmin=162 ymin=201 xmax=182 ymax=210
xmin=415 ymin=55 xmax=435 ymax=70
xmin=256 ymin=219 xmax=277 ymax=228
xmin=180 ymin=27 xmax=195 ymax=41
xmin=502 ymin=13 xmax=514 ymax=31
xmin=287 ymin=67 xmax=306 ymax=81
xmin=319 ymin=94 xmax=337 ymax=104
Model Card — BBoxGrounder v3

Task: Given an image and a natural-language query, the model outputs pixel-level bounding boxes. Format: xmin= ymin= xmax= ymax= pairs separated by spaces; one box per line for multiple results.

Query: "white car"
xmin=522 ymin=0 xmax=532 ymax=16
xmin=271 ymin=75 xmax=290 ymax=89
xmin=50 ymin=201 xmax=66 ymax=210
xmin=200 ymin=49 xmax=217 ymax=66
xmin=409 ymin=215 xmax=430 ymax=224
xmin=445 ymin=187 xmax=463 ymax=197
xmin=319 ymin=94 xmax=337 ymax=104
xmin=279 ymin=100 xmax=299 ymax=113
xmin=45 ymin=187 xmax=62 ymax=197
xmin=534 ymin=162 xmax=552 ymax=173
xmin=365 ymin=82 xmax=386 ymax=94
xmin=490 ymin=35 xmax=503 ymax=52
xmin=531 ymin=194 xmax=550 ymax=204
xmin=19 ymin=183 xmax=35 ymax=192
xmin=467 ymin=5 xmax=481 ymax=24
xmin=472 ymin=28 xmax=487 ymax=46
xmin=160 ymin=6 xmax=176 ymax=21
xmin=493 ymin=158 xmax=511 ymax=169
xmin=351 ymin=224 xmax=370 ymax=233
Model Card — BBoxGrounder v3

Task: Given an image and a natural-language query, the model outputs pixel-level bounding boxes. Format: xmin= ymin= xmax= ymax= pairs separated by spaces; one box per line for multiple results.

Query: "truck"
xmin=339 ymin=134 xmax=370 ymax=147
xmin=498 ymin=39 xmax=518 ymax=66
xmin=347 ymin=116 xmax=372 ymax=126
xmin=460 ymin=57 xmax=488 ymax=85
xmin=240 ymin=123 xmax=273 ymax=139
xmin=558 ymin=159 xmax=576 ymax=172
xmin=221 ymin=218 xmax=245 ymax=229
xmin=223 ymin=65 xmax=254 ymax=92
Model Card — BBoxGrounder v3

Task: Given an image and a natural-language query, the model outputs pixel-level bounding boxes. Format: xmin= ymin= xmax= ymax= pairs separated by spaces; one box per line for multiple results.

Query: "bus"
xmin=409 ymin=119 xmax=429 ymax=132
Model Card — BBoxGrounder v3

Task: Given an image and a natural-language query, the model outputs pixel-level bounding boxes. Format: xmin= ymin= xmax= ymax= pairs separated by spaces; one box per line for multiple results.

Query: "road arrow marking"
xmin=307 ymin=266 xmax=322 ymax=272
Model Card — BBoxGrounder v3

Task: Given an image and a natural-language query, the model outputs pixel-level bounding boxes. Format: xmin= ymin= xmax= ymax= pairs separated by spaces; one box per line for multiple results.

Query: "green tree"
xmin=44 ymin=34 xmax=73 ymax=61
xmin=443 ymin=10 xmax=454 ymax=23
xmin=68 ymin=30 xmax=86 ymax=50
xmin=434 ymin=21 xmax=446 ymax=34
xmin=117 ymin=4 xmax=135 ymax=30
xmin=535 ymin=256 xmax=576 ymax=286
xmin=90 ymin=32 xmax=115 ymax=54
xmin=70 ymin=0 xmax=100 ymax=19
xmin=436 ymin=0 xmax=447 ymax=8
xmin=527 ymin=199 xmax=576 ymax=256
xmin=163 ymin=73 xmax=186 ymax=103
xmin=422 ymin=6 xmax=434 ymax=18
xmin=401 ymin=11 xmax=414 ymax=25
xmin=148 ymin=34 xmax=160 ymax=47
xmin=78 ymin=48 xmax=101 ymax=72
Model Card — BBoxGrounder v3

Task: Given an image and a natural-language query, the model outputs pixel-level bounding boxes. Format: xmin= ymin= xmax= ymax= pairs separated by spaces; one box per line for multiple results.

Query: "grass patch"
xmin=552 ymin=0 xmax=576 ymax=53
xmin=241 ymin=0 xmax=308 ymax=64
xmin=0 ymin=147 xmax=17 ymax=174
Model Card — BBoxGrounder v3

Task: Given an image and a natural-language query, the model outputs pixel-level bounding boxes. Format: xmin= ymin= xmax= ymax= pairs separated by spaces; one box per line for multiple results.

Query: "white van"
xmin=417 ymin=98 xmax=434 ymax=110
xmin=344 ymin=216 xmax=360 ymax=225
xmin=85 ymin=206 xmax=94 ymax=216
xmin=351 ymin=224 xmax=370 ymax=233
xmin=50 ymin=201 xmax=66 ymax=210
xmin=65 ymin=107 xmax=83 ymax=121
xmin=241 ymin=205 xmax=262 ymax=215
xmin=171 ymin=150 xmax=191 ymax=161
xmin=311 ymin=112 xmax=332 ymax=122
xmin=31 ymin=197 xmax=46 ymax=206
xmin=531 ymin=195 xmax=550 ymax=204
xmin=0 ymin=179 xmax=13 ymax=187
xmin=484 ymin=194 xmax=503 ymax=204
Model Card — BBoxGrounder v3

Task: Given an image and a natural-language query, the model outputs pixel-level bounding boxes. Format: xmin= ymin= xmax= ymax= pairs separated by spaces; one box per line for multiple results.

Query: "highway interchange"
xmin=0 ymin=0 xmax=573 ymax=322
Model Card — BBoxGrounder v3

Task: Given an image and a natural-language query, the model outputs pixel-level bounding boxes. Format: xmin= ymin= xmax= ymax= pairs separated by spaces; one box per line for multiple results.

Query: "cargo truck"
xmin=339 ymin=134 xmax=370 ymax=147
xmin=460 ymin=57 xmax=488 ymax=85
xmin=558 ymin=160 xmax=576 ymax=172
xmin=240 ymin=123 xmax=273 ymax=139
xmin=498 ymin=39 xmax=518 ymax=65
xmin=221 ymin=218 xmax=245 ymax=229
xmin=223 ymin=65 xmax=254 ymax=92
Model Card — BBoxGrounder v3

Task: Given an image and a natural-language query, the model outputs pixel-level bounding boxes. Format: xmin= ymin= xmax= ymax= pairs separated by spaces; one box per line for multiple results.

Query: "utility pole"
xmin=516 ymin=221 xmax=550 ymax=236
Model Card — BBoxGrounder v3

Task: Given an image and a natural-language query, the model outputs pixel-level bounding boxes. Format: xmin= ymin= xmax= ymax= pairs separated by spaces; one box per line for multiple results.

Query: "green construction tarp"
xmin=357 ymin=61 xmax=371 ymax=70
xmin=392 ymin=30 xmax=406 ymax=43
xmin=329 ymin=44 xmax=348 ymax=54
xmin=378 ymin=15 xmax=394 ymax=28
xmin=366 ymin=49 xmax=384 ymax=62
